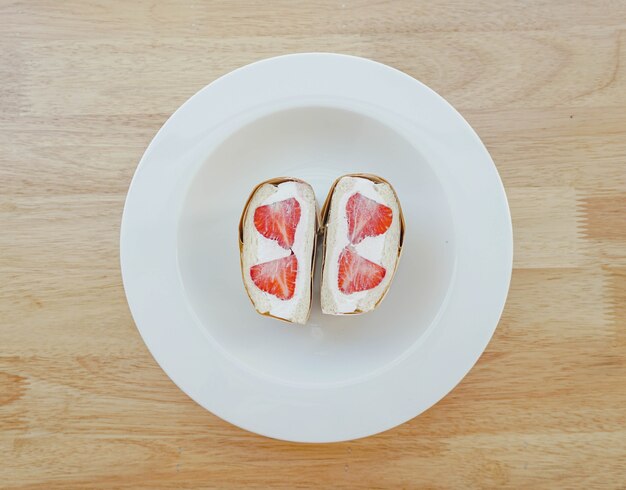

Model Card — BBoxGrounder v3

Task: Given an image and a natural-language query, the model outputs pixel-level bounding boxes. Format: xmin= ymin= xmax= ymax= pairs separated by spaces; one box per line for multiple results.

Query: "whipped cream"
xmin=254 ymin=181 xmax=312 ymax=319
xmin=328 ymin=177 xmax=389 ymax=313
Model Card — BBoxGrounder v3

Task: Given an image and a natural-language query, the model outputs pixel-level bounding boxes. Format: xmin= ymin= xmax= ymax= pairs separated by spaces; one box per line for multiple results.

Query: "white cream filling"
xmin=328 ymin=177 xmax=388 ymax=313
xmin=254 ymin=181 xmax=311 ymax=319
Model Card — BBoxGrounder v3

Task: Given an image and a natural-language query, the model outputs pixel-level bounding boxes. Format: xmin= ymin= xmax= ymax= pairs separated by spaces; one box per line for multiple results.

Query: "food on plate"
xmin=240 ymin=178 xmax=317 ymax=324
xmin=320 ymin=174 xmax=404 ymax=315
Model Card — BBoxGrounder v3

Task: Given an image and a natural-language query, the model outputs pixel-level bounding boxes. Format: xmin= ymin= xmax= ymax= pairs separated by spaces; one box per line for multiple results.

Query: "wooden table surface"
xmin=2 ymin=1 xmax=625 ymax=488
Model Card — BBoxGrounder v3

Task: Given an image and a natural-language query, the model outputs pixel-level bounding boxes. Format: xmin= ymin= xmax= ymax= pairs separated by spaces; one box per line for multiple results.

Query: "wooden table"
xmin=2 ymin=1 xmax=625 ymax=488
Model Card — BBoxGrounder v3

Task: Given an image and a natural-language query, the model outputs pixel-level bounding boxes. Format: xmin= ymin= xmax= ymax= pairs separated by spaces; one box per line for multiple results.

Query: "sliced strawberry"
xmin=250 ymin=254 xmax=298 ymax=300
xmin=254 ymin=197 xmax=301 ymax=249
xmin=337 ymin=247 xmax=386 ymax=294
xmin=346 ymin=192 xmax=392 ymax=244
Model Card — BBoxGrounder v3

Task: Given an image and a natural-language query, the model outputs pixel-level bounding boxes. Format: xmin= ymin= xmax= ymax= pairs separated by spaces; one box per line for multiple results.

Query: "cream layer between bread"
xmin=254 ymin=181 xmax=312 ymax=319
xmin=328 ymin=177 xmax=387 ymax=313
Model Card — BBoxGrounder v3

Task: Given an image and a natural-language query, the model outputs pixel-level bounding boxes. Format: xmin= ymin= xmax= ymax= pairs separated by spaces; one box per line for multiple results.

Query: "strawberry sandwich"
xmin=239 ymin=178 xmax=318 ymax=324
xmin=320 ymin=174 xmax=404 ymax=315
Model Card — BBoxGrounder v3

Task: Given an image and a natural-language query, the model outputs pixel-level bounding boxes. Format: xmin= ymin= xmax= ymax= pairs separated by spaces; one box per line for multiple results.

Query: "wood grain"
xmin=1 ymin=1 xmax=625 ymax=488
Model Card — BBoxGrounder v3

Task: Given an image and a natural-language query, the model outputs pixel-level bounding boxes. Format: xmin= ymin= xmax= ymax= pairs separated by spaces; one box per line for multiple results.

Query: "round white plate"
xmin=120 ymin=53 xmax=512 ymax=443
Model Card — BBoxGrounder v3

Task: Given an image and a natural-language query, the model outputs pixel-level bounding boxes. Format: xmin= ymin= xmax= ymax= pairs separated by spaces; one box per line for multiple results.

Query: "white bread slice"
xmin=240 ymin=178 xmax=317 ymax=324
xmin=320 ymin=175 xmax=403 ymax=315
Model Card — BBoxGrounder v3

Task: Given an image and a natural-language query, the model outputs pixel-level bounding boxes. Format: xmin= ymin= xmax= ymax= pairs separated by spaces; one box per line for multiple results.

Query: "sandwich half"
xmin=320 ymin=174 xmax=404 ymax=315
xmin=240 ymin=178 xmax=318 ymax=324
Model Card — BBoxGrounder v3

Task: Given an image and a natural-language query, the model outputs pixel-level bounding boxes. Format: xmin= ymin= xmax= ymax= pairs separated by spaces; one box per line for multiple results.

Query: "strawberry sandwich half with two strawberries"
xmin=320 ymin=174 xmax=404 ymax=315
xmin=239 ymin=178 xmax=318 ymax=324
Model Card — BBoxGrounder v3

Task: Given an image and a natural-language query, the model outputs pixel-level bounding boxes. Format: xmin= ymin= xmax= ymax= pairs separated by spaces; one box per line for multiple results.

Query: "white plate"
xmin=120 ymin=53 xmax=512 ymax=443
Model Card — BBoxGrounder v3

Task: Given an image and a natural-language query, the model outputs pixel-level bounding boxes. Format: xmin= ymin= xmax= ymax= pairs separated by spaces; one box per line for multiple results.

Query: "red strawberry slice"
xmin=346 ymin=192 xmax=392 ymax=244
xmin=337 ymin=247 xmax=386 ymax=294
xmin=250 ymin=254 xmax=298 ymax=300
xmin=254 ymin=197 xmax=301 ymax=249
